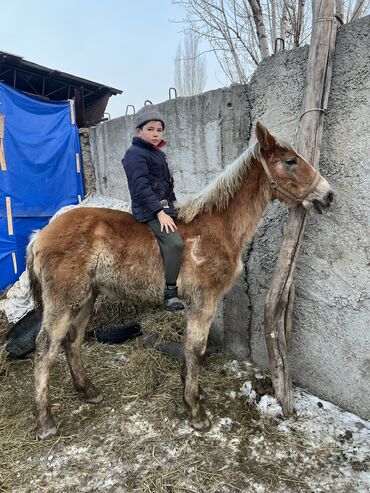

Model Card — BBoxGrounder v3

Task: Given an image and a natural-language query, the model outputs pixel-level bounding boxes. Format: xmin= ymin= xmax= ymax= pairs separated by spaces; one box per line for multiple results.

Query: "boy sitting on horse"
xmin=122 ymin=106 xmax=184 ymax=311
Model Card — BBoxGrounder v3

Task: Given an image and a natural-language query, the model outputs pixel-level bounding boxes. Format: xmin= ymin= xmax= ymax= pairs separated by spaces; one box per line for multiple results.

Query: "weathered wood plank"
xmin=264 ymin=0 xmax=338 ymax=416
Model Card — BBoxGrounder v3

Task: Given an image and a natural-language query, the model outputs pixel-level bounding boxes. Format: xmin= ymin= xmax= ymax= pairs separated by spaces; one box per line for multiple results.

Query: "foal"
xmin=27 ymin=123 xmax=333 ymax=439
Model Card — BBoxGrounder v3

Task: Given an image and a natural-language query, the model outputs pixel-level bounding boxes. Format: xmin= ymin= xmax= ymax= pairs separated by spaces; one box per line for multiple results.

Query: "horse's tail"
xmin=26 ymin=231 xmax=43 ymax=313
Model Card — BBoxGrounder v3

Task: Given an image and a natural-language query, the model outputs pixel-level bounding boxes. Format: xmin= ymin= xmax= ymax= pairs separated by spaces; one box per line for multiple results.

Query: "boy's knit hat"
xmin=135 ymin=106 xmax=165 ymax=129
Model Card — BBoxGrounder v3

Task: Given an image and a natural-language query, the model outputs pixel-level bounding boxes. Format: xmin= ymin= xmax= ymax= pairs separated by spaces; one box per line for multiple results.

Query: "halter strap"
xmin=260 ymin=156 xmax=320 ymax=203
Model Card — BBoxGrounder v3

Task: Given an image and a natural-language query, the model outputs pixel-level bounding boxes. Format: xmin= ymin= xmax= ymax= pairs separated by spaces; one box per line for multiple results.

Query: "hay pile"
xmin=0 ymin=300 xmax=368 ymax=492
xmin=0 ymin=338 xmax=282 ymax=493
xmin=0 ymin=299 xmax=186 ymax=491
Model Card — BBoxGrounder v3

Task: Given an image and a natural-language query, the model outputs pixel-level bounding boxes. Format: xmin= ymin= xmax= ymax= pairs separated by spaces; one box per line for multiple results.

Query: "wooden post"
xmin=264 ymin=0 xmax=338 ymax=416
xmin=74 ymin=86 xmax=85 ymax=127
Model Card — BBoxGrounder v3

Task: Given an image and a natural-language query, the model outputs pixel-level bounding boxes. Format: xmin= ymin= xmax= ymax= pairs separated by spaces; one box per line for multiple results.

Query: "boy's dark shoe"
xmin=164 ymin=286 xmax=185 ymax=311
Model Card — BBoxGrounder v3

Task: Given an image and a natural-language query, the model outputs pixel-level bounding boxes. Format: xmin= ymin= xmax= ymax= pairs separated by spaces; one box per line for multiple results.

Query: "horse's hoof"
xmin=37 ymin=426 xmax=57 ymax=440
xmin=191 ymin=416 xmax=212 ymax=432
xmin=85 ymin=391 xmax=103 ymax=404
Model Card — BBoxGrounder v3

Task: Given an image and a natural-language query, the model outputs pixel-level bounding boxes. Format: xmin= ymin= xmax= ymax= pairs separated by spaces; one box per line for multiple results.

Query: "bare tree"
xmin=267 ymin=0 xmax=278 ymax=46
xmin=280 ymin=2 xmax=289 ymax=46
xmin=248 ymin=0 xmax=270 ymax=59
xmin=295 ymin=0 xmax=307 ymax=47
xmin=173 ymin=0 xmax=369 ymax=84
xmin=350 ymin=0 xmax=368 ymax=20
xmin=336 ymin=0 xmax=369 ymax=22
xmin=174 ymin=30 xmax=207 ymax=96
xmin=174 ymin=1 xmax=313 ymax=82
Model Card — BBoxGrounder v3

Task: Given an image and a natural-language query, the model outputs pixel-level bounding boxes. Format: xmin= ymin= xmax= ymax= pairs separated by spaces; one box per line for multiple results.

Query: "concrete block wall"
xmin=86 ymin=17 xmax=370 ymax=419
xmin=244 ymin=17 xmax=370 ymax=420
xmin=89 ymin=85 xmax=251 ymax=348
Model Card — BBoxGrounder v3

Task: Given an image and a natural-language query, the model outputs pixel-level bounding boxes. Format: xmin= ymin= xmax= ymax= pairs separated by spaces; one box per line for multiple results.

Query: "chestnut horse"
xmin=27 ymin=123 xmax=333 ymax=440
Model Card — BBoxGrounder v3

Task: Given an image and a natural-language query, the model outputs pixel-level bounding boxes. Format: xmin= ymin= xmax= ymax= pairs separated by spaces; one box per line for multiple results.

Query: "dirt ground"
xmin=0 ymin=307 xmax=369 ymax=493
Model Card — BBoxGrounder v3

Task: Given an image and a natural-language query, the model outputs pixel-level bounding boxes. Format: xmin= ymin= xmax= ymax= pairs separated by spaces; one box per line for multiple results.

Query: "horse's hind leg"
xmin=63 ymin=294 xmax=102 ymax=403
xmin=182 ymin=300 xmax=217 ymax=431
xmin=35 ymin=309 xmax=72 ymax=440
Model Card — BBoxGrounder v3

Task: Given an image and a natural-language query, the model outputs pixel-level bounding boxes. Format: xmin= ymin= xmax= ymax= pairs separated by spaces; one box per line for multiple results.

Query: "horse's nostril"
xmin=328 ymin=192 xmax=334 ymax=203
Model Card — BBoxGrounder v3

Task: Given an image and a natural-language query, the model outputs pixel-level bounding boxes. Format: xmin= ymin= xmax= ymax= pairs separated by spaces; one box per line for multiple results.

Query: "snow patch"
xmin=257 ymin=394 xmax=283 ymax=417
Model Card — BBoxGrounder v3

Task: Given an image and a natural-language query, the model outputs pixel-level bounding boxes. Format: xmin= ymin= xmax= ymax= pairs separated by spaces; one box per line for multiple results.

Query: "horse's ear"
xmin=255 ymin=122 xmax=276 ymax=151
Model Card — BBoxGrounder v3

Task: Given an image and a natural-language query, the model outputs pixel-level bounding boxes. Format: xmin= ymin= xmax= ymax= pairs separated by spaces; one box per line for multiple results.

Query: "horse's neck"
xmin=222 ymin=158 xmax=271 ymax=252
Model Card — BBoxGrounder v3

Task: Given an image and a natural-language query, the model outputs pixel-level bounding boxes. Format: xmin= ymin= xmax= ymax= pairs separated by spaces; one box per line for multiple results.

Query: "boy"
xmin=122 ymin=106 xmax=184 ymax=311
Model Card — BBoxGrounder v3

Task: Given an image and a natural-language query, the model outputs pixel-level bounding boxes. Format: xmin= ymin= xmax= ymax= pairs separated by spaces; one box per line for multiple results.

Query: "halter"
xmin=260 ymin=155 xmax=321 ymax=203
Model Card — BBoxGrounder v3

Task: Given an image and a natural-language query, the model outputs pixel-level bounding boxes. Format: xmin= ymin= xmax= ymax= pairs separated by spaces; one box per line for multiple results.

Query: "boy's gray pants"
xmin=147 ymin=219 xmax=184 ymax=286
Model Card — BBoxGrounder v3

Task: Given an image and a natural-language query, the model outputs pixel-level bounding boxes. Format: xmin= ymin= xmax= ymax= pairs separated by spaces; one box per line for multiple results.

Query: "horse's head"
xmin=255 ymin=122 xmax=334 ymax=213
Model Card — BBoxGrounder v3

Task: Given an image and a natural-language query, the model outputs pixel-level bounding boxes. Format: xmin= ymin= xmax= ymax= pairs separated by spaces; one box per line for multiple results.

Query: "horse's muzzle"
xmin=312 ymin=190 xmax=334 ymax=214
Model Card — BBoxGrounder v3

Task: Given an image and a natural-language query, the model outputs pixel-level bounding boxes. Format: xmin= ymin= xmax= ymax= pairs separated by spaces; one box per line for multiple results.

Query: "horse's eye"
xmin=285 ymin=159 xmax=297 ymax=166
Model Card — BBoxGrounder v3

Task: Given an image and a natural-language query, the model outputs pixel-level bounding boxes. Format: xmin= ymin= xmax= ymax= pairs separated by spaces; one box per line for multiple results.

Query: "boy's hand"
xmin=157 ymin=210 xmax=177 ymax=233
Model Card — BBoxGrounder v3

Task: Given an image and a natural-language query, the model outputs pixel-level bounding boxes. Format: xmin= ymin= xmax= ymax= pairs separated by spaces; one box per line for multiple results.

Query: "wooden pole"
xmin=264 ymin=0 xmax=338 ymax=416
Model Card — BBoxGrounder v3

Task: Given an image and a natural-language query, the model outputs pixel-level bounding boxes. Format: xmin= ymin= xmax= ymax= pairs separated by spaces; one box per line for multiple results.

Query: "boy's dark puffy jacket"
xmin=122 ymin=137 xmax=177 ymax=223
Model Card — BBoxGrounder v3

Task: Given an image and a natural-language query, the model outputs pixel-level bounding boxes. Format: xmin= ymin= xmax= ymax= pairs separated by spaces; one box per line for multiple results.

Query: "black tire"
xmin=142 ymin=330 xmax=183 ymax=360
xmin=5 ymin=310 xmax=42 ymax=358
xmin=89 ymin=322 xmax=142 ymax=344
xmin=142 ymin=331 xmax=218 ymax=361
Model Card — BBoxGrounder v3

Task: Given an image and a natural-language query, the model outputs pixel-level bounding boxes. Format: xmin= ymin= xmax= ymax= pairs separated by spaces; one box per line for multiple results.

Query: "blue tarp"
xmin=0 ymin=82 xmax=84 ymax=290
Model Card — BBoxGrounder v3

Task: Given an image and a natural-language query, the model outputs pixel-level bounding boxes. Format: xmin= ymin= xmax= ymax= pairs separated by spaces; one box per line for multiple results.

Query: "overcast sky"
xmin=1 ymin=0 xmax=226 ymax=119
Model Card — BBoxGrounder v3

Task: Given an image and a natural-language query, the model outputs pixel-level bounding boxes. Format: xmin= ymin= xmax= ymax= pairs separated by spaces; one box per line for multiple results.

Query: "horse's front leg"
xmin=182 ymin=300 xmax=216 ymax=431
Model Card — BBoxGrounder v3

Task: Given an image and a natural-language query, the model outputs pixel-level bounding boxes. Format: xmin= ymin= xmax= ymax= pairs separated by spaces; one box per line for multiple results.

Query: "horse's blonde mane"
xmin=178 ymin=141 xmax=261 ymax=223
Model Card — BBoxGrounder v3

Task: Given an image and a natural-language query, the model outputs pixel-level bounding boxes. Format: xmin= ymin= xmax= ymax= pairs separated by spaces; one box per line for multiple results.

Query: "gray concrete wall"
xmin=87 ymin=17 xmax=370 ymax=419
